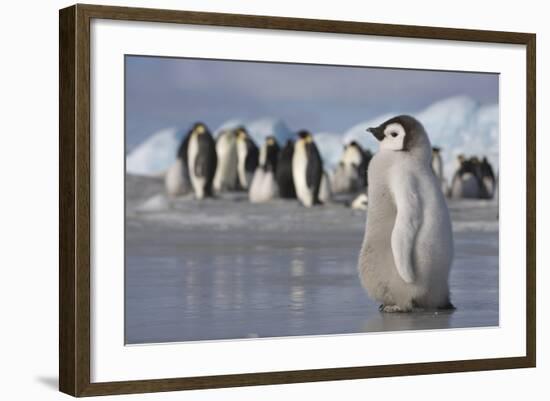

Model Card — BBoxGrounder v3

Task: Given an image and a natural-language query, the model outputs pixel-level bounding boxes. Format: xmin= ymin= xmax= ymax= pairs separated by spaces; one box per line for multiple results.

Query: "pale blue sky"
xmin=125 ymin=55 xmax=498 ymax=149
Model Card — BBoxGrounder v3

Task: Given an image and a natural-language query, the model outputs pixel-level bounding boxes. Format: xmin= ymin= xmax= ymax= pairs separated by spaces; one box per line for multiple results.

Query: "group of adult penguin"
xmin=164 ymin=121 xmax=497 ymax=208
xmin=164 ymin=122 xmax=329 ymax=207
xmin=445 ymin=152 xmax=497 ymax=200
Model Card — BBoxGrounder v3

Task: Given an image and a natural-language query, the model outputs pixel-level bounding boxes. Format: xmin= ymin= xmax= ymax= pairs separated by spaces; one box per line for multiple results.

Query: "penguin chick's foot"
xmin=379 ymin=304 xmax=412 ymax=313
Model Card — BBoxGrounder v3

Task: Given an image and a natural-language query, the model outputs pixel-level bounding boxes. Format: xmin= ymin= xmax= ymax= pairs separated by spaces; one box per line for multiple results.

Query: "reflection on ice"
xmin=125 ymin=190 xmax=498 ymax=344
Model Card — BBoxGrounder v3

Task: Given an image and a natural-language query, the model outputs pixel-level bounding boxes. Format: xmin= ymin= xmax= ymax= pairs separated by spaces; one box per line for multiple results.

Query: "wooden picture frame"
xmin=59 ymin=3 xmax=536 ymax=397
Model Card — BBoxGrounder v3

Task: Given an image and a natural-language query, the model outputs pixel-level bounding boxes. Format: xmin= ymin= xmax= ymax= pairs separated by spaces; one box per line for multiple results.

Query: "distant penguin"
xmin=431 ymin=147 xmax=443 ymax=179
xmin=165 ymin=159 xmax=188 ymax=198
xmin=450 ymin=155 xmax=484 ymax=199
xmin=350 ymin=193 xmax=368 ymax=210
xmin=235 ymin=127 xmax=259 ymax=190
xmin=249 ymin=136 xmax=280 ymax=203
xmin=275 ymin=140 xmax=297 ymax=199
xmin=480 ymin=157 xmax=496 ymax=199
xmin=358 ymin=115 xmax=454 ymax=312
xmin=331 ymin=162 xmax=348 ymax=194
xmin=344 ymin=141 xmax=368 ymax=190
xmin=213 ymin=129 xmax=238 ymax=192
xmin=165 ymin=133 xmax=191 ymax=198
xmin=186 ymin=122 xmax=217 ymax=199
xmin=292 ymin=130 xmax=323 ymax=207
xmin=331 ymin=142 xmax=368 ymax=194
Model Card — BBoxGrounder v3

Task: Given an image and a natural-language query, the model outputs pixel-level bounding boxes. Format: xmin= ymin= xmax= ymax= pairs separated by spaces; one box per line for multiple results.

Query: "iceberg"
xmin=127 ymin=118 xmax=294 ymax=176
xmin=317 ymin=96 xmax=498 ymax=178
xmin=126 ymin=128 xmax=182 ymax=176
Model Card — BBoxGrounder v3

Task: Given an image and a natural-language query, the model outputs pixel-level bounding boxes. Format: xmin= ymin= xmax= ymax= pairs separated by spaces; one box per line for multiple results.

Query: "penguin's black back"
xmin=480 ymin=157 xmax=495 ymax=199
xmin=193 ymin=131 xmax=217 ymax=196
xmin=276 ymin=140 xmax=296 ymax=199
xmin=245 ymin=137 xmax=259 ymax=173
xmin=264 ymin=139 xmax=280 ymax=172
xmin=175 ymin=129 xmax=191 ymax=182
xmin=305 ymin=141 xmax=323 ymax=203
xmin=348 ymin=141 xmax=369 ymax=189
xmin=480 ymin=157 xmax=495 ymax=181
xmin=176 ymin=129 xmax=191 ymax=165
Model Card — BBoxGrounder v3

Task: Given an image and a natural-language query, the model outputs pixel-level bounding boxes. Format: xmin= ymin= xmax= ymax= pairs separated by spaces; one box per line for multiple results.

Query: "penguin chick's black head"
xmin=367 ymin=115 xmax=426 ymax=151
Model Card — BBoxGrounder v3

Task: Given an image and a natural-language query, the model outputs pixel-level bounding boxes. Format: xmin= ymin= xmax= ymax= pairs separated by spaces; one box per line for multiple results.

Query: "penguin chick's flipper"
xmin=390 ymin=175 xmax=421 ymax=284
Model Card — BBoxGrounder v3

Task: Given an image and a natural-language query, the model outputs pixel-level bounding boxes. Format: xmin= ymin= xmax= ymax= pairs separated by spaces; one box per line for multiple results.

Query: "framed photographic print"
xmin=59 ymin=3 xmax=536 ymax=397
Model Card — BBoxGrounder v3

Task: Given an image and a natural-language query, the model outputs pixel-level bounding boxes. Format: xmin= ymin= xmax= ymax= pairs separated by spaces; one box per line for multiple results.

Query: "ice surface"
xmin=125 ymin=174 xmax=499 ymax=344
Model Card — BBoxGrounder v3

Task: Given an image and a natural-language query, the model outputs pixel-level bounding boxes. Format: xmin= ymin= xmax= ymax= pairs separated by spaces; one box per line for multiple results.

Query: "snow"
xmin=126 ymin=127 xmax=182 ymax=176
xmin=314 ymin=132 xmax=345 ymax=168
xmin=126 ymin=96 xmax=498 ymax=180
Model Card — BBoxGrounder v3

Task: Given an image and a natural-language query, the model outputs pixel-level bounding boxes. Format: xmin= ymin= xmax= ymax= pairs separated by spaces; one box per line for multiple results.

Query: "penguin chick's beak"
xmin=367 ymin=127 xmax=385 ymax=141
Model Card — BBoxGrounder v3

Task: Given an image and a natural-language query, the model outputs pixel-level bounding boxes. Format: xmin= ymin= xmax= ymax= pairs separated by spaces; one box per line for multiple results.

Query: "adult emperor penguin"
xmin=186 ymin=122 xmax=217 ymax=199
xmin=292 ymin=130 xmax=324 ymax=207
xmin=275 ymin=139 xmax=297 ymax=199
xmin=165 ymin=132 xmax=191 ymax=198
xmin=249 ymin=136 xmax=280 ymax=203
xmin=235 ymin=127 xmax=259 ymax=190
xmin=213 ymin=129 xmax=239 ymax=192
xmin=450 ymin=156 xmax=484 ymax=199
xmin=358 ymin=115 xmax=454 ymax=312
xmin=340 ymin=142 xmax=368 ymax=193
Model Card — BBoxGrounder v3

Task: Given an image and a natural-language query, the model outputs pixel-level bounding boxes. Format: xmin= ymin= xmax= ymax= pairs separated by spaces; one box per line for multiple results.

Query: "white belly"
xmin=318 ymin=171 xmax=331 ymax=203
xmin=292 ymin=143 xmax=313 ymax=207
xmin=236 ymin=140 xmax=249 ymax=188
xmin=187 ymin=135 xmax=206 ymax=199
xmin=249 ymin=168 xmax=277 ymax=203
xmin=459 ymin=173 xmax=479 ymax=198
xmin=431 ymin=154 xmax=443 ymax=180
xmin=164 ymin=158 xmax=187 ymax=197
xmin=213 ymin=134 xmax=238 ymax=192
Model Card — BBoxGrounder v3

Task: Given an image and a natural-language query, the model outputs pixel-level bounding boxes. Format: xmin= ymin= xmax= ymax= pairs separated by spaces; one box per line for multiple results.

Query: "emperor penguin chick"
xmin=358 ymin=115 xmax=454 ymax=312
